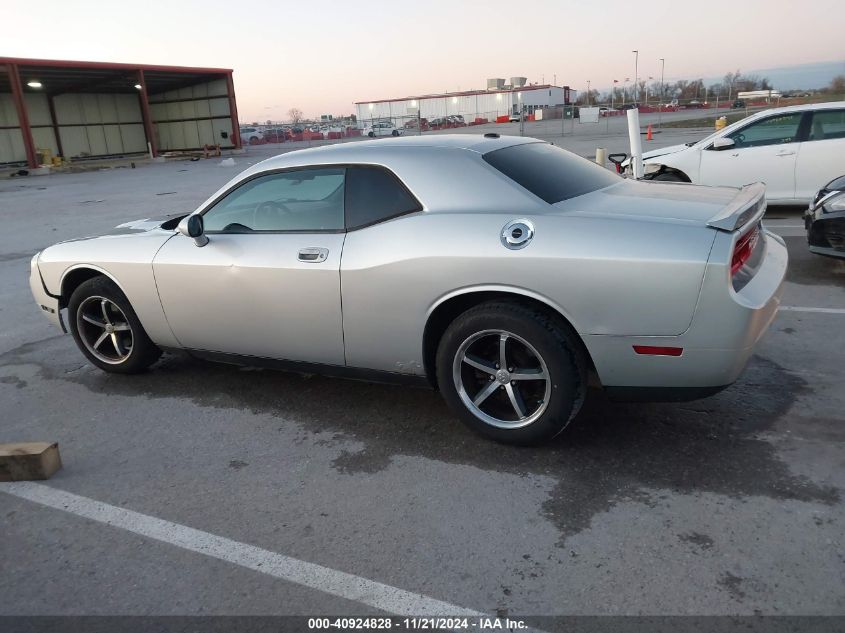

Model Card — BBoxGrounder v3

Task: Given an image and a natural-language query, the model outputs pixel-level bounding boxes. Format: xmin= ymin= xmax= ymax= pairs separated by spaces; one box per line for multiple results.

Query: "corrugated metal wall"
xmin=149 ymin=78 xmax=233 ymax=151
xmin=0 ymin=94 xmax=26 ymax=164
xmin=53 ymin=93 xmax=147 ymax=158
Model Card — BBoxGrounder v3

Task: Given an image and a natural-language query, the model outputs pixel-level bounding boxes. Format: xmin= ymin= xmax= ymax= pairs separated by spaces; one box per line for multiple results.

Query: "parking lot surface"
xmin=1 ymin=130 xmax=844 ymax=620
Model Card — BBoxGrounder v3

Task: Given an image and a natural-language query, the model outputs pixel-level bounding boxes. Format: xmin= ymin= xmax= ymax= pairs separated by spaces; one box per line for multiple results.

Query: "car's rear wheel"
xmin=68 ymin=276 xmax=161 ymax=374
xmin=436 ymin=302 xmax=586 ymax=445
xmin=392 ymin=130 xmax=399 ymax=137
xmin=368 ymin=131 xmax=375 ymax=138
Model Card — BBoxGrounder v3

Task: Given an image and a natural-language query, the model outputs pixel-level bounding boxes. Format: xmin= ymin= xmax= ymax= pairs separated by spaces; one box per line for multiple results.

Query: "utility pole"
xmin=586 ymin=80 xmax=591 ymax=105
xmin=632 ymin=50 xmax=639 ymax=104
xmin=658 ymin=58 xmax=665 ymax=129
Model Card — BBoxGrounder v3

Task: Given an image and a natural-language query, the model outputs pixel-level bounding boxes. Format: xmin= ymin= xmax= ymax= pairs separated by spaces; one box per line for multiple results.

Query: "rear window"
xmin=483 ymin=142 xmax=619 ymax=204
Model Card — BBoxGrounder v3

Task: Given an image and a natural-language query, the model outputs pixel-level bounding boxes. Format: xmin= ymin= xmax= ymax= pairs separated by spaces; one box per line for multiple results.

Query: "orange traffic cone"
xmin=646 ymin=124 xmax=653 ymax=141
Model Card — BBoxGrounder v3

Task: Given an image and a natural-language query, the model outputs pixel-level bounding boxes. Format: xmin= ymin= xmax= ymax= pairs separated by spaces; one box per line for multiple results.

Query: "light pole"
xmin=632 ymin=50 xmax=638 ymax=104
xmin=586 ymin=80 xmax=591 ymax=105
xmin=658 ymin=58 xmax=665 ymax=129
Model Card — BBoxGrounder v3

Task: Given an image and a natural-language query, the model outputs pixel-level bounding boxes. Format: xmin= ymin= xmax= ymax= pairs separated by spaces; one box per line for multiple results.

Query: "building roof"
xmin=0 ymin=56 xmax=233 ymax=95
xmin=355 ymin=84 xmax=567 ymax=105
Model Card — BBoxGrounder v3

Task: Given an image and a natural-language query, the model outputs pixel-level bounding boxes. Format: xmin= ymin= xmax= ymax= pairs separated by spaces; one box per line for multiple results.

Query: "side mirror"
xmin=711 ymin=137 xmax=735 ymax=151
xmin=177 ymin=214 xmax=209 ymax=247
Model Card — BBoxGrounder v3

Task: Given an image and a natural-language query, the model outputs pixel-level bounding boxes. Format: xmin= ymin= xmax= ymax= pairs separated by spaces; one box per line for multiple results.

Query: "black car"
xmin=731 ymin=99 xmax=745 ymax=109
xmin=805 ymin=175 xmax=845 ymax=259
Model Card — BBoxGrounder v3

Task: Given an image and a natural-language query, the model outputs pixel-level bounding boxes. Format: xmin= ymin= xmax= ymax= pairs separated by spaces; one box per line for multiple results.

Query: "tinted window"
xmin=345 ymin=166 xmax=420 ymax=228
xmin=728 ymin=113 xmax=802 ymax=148
xmin=809 ymin=110 xmax=845 ymax=141
xmin=203 ymin=168 xmax=344 ymax=232
xmin=483 ymin=142 xmax=619 ymax=204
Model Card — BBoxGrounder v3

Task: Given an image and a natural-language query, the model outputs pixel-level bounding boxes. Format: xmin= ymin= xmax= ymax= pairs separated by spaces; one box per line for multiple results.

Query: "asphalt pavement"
xmin=1 ymin=129 xmax=843 ymax=623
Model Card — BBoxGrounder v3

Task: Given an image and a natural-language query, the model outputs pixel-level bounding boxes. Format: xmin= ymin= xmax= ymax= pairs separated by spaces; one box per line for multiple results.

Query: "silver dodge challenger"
xmin=30 ymin=134 xmax=788 ymax=444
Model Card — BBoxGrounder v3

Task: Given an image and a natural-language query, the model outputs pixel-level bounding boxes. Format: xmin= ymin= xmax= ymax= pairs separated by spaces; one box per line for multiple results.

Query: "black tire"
xmin=392 ymin=130 xmax=399 ymax=137
xmin=651 ymin=171 xmax=685 ymax=182
xmin=368 ymin=131 xmax=375 ymax=138
xmin=436 ymin=301 xmax=586 ymax=445
xmin=68 ymin=276 xmax=161 ymax=374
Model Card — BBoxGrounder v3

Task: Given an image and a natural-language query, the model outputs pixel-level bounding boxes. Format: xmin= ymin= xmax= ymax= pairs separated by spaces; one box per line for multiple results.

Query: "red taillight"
xmin=633 ymin=345 xmax=683 ymax=356
xmin=731 ymin=226 xmax=759 ymax=276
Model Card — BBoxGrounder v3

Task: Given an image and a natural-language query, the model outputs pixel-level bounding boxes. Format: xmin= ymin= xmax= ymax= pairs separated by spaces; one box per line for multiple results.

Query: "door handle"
xmin=298 ymin=247 xmax=329 ymax=263
xmin=776 ymin=151 xmax=796 ymax=157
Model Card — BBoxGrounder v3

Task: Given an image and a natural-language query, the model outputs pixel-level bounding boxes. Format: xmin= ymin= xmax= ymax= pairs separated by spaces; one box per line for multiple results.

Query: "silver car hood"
xmin=55 ymin=214 xmax=185 ymax=245
xmin=554 ymin=180 xmax=738 ymax=226
xmin=109 ymin=213 xmax=186 ymax=234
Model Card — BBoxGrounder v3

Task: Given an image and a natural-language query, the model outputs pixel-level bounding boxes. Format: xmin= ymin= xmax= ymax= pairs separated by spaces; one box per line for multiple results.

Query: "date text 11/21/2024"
xmin=307 ymin=617 xmax=529 ymax=630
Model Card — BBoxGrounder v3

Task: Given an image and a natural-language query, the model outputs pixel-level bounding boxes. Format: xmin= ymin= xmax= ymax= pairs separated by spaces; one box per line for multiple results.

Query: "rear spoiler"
xmin=707 ymin=182 xmax=766 ymax=232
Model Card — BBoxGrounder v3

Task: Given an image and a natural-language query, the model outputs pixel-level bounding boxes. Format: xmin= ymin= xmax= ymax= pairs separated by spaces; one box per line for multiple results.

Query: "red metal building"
xmin=0 ymin=57 xmax=242 ymax=168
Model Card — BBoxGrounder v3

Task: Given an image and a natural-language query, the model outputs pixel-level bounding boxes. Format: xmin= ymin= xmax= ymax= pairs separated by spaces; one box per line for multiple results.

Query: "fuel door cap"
xmin=501 ymin=219 xmax=534 ymax=250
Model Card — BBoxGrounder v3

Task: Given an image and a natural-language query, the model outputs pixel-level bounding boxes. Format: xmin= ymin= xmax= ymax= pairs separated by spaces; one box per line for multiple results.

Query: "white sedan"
xmin=363 ymin=122 xmax=403 ymax=137
xmin=637 ymin=102 xmax=845 ymax=205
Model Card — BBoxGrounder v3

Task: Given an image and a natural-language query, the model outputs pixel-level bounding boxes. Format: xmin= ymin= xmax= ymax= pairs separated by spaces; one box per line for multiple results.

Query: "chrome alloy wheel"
xmin=76 ymin=296 xmax=134 ymax=364
xmin=452 ymin=329 xmax=552 ymax=429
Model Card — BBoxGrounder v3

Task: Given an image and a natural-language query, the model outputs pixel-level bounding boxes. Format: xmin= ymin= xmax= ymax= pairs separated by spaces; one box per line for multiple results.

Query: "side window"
xmin=345 ymin=166 xmax=421 ymax=229
xmin=809 ymin=110 xmax=845 ymax=141
xmin=202 ymin=168 xmax=345 ymax=233
xmin=727 ymin=113 xmax=803 ymax=148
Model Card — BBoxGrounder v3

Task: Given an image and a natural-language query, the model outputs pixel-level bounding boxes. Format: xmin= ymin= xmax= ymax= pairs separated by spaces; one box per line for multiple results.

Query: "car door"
xmin=698 ymin=112 xmax=804 ymax=201
xmin=339 ymin=165 xmax=424 ymax=372
xmin=795 ymin=109 xmax=845 ymax=202
xmin=153 ymin=167 xmax=347 ymax=365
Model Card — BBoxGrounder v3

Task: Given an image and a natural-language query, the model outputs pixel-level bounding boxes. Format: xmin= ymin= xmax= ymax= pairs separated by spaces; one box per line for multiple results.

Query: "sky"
xmin=3 ymin=0 xmax=843 ymax=122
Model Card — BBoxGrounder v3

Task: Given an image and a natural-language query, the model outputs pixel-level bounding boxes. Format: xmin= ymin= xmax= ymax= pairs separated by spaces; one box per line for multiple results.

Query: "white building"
xmin=355 ymin=84 xmax=572 ymax=125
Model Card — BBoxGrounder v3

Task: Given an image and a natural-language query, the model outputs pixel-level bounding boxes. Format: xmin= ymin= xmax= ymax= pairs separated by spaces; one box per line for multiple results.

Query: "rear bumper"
xmin=585 ymin=230 xmax=787 ymax=394
xmin=29 ymin=254 xmax=65 ymax=332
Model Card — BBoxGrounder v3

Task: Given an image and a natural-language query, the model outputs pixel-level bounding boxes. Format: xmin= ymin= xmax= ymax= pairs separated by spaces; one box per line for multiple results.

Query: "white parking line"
xmin=780 ymin=306 xmax=845 ymax=314
xmin=0 ymin=482 xmax=483 ymax=617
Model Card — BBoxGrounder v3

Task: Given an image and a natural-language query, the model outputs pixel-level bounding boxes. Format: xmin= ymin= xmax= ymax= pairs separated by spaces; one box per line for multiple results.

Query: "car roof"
xmin=251 ymin=134 xmax=538 ymax=171
xmin=744 ymin=100 xmax=845 ymax=118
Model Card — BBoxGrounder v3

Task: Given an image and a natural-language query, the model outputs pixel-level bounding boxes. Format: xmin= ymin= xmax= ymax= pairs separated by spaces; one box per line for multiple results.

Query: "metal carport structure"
xmin=0 ymin=57 xmax=242 ymax=168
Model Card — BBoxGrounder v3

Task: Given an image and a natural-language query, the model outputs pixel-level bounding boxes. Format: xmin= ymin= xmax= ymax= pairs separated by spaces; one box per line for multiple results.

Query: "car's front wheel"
xmin=68 ymin=276 xmax=161 ymax=374
xmin=436 ymin=302 xmax=586 ymax=445
xmin=368 ymin=131 xmax=375 ymax=138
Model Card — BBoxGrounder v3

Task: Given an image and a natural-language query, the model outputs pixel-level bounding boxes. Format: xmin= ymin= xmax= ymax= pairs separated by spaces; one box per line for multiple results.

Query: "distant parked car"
xmin=618 ymin=103 xmax=640 ymax=111
xmin=262 ymin=128 xmax=287 ymax=143
xmin=686 ymin=100 xmax=704 ymax=108
xmin=632 ymin=102 xmax=845 ymax=205
xmin=447 ymin=115 xmax=466 ymax=126
xmin=404 ymin=118 xmax=429 ymax=130
xmin=239 ymin=127 xmax=263 ymax=143
xmin=428 ymin=117 xmax=447 ymax=128
xmin=363 ymin=121 xmax=402 ymax=137
xmin=732 ymin=100 xmax=745 ymax=109
xmin=805 ymin=174 xmax=845 ymax=259
xmin=508 ymin=113 xmax=522 ymax=122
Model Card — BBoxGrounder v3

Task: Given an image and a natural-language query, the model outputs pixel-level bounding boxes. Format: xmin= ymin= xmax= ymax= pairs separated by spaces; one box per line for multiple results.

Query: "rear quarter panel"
xmin=340 ymin=211 xmax=716 ymax=374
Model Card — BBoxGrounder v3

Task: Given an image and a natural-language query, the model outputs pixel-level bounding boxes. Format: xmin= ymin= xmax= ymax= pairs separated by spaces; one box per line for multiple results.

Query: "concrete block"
xmin=0 ymin=442 xmax=62 ymax=481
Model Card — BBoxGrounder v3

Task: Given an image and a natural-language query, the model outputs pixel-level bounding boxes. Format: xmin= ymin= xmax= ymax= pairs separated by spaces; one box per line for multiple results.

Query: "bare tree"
xmin=287 ymin=108 xmax=304 ymax=124
xmin=830 ymin=75 xmax=845 ymax=94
